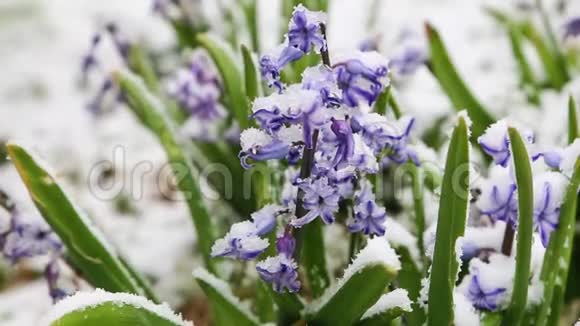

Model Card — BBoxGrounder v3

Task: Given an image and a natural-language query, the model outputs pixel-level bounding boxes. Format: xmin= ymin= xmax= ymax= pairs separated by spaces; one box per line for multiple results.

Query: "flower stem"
xmin=501 ymin=222 xmax=515 ymax=256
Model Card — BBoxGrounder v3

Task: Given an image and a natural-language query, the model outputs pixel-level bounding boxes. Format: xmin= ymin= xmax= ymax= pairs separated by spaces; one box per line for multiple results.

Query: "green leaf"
xmin=114 ymin=70 xmax=216 ymax=273
xmin=395 ymin=246 xmax=425 ymax=325
xmin=193 ymin=268 xmax=260 ymax=326
xmin=266 ymin=284 xmax=305 ymax=325
xmin=537 ymin=159 xmax=580 ymax=325
xmin=569 ymin=95 xmax=578 ymax=144
xmin=427 ymin=113 xmax=470 ymax=326
xmin=241 ymin=44 xmax=261 ymax=102
xmin=197 ymin=34 xmax=250 ymax=130
xmin=6 ymin=143 xmax=155 ymax=300
xmin=503 ymin=127 xmax=535 ymax=325
xmin=425 ymin=23 xmax=495 ymax=139
xmin=296 ymin=218 xmax=330 ymax=298
xmin=47 ymin=289 xmax=188 ymax=326
xmin=307 ymin=238 xmax=400 ymax=326
xmin=127 ymin=45 xmax=160 ymax=93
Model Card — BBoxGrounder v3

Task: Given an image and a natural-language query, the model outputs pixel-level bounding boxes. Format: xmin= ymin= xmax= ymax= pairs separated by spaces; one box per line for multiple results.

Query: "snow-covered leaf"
xmin=536 ymin=158 xmax=580 ymax=324
xmin=306 ymin=237 xmax=400 ymax=326
xmin=427 ymin=113 xmax=470 ymax=326
xmin=193 ymin=268 xmax=260 ymax=326
xmin=503 ymin=127 xmax=534 ymax=325
xmin=44 ymin=289 xmax=190 ymax=326
xmin=425 ymin=23 xmax=495 ymax=139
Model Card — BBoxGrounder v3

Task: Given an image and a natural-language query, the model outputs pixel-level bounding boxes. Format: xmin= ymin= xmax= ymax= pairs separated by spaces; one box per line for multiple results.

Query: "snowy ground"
xmin=0 ymin=0 xmax=578 ymax=324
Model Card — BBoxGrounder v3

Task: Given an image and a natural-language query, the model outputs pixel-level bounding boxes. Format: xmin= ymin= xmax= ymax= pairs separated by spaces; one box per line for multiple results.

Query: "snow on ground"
xmin=0 ymin=0 xmax=578 ymax=324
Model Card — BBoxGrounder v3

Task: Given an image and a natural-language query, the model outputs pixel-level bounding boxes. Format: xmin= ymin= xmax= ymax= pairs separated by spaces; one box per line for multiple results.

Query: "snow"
xmin=360 ymin=288 xmax=412 ymax=320
xmin=453 ymin=291 xmax=480 ymax=326
xmin=240 ymin=128 xmax=273 ymax=151
xmin=192 ymin=267 xmax=259 ymax=324
xmin=383 ymin=218 xmax=422 ymax=268
xmin=306 ymin=236 xmax=400 ymax=314
xmin=42 ymin=288 xmax=192 ymax=325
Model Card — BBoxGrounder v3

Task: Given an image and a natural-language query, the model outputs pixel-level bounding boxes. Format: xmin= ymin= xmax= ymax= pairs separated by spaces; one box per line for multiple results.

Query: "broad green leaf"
xmin=6 ymin=143 xmax=154 ymax=301
xmin=503 ymin=127 xmax=534 ymax=325
xmin=425 ymin=23 xmax=495 ymax=139
xmin=114 ymin=70 xmax=216 ymax=273
xmin=569 ymin=95 xmax=578 ymax=144
xmin=537 ymin=159 xmax=580 ymax=325
xmin=46 ymin=289 xmax=189 ymax=326
xmin=427 ymin=113 xmax=470 ymax=326
xmin=241 ymin=44 xmax=261 ymax=102
xmin=355 ymin=289 xmax=411 ymax=326
xmin=197 ymin=34 xmax=250 ymax=130
xmin=193 ymin=268 xmax=260 ymax=326
xmin=306 ymin=238 xmax=400 ymax=326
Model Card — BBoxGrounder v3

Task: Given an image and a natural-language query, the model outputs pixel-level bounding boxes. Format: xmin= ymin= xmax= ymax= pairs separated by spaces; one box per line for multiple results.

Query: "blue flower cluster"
xmin=476 ymin=120 xmax=573 ymax=247
xmin=80 ymin=23 xmax=131 ymax=115
xmin=0 ymin=192 xmax=66 ymax=302
xmin=212 ymin=5 xmax=420 ymax=293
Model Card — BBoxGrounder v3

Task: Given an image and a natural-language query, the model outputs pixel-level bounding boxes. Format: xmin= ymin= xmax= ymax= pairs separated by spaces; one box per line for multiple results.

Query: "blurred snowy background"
xmin=0 ymin=0 xmax=578 ymax=324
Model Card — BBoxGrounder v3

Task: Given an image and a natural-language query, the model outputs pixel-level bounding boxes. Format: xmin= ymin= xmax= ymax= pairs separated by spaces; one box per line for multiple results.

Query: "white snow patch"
xmin=383 ymin=218 xmax=422 ymax=269
xmin=453 ymin=291 xmax=480 ymax=326
xmin=360 ymin=288 xmax=412 ymax=320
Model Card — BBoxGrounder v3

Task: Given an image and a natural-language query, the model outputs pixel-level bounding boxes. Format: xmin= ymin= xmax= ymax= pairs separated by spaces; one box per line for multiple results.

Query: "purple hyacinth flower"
xmin=86 ymin=78 xmax=115 ymax=114
xmin=465 ymin=274 xmax=507 ymax=311
xmin=45 ymin=258 xmax=68 ymax=303
xmin=276 ymin=232 xmax=296 ymax=257
xmin=479 ymin=182 xmax=518 ymax=227
xmin=333 ymin=51 xmax=389 ymax=107
xmin=359 ymin=38 xmax=379 ymax=52
xmin=81 ymin=33 xmax=102 ymax=78
xmin=211 ymin=221 xmax=269 ymax=260
xmin=302 ymin=65 xmax=341 ymax=107
xmin=239 ymin=140 xmax=291 ymax=169
xmin=260 ymin=45 xmax=304 ymax=92
xmin=533 ymin=173 xmax=567 ymax=247
xmin=564 ymin=17 xmax=580 ymax=39
xmin=533 ymin=150 xmax=563 ymax=169
xmin=534 ymin=182 xmax=559 ymax=247
xmin=287 ymin=4 xmax=327 ymax=54
xmin=105 ymin=23 xmax=130 ymax=61
xmin=2 ymin=216 xmax=62 ymax=264
xmin=354 ymin=179 xmax=375 ymax=206
xmin=348 ymin=200 xmax=387 ymax=236
xmin=240 ymin=128 xmax=294 ymax=169
xmin=330 ymin=118 xmax=355 ymax=167
xmin=478 ymin=120 xmax=534 ymax=167
xmin=389 ymin=47 xmax=426 ymax=76
xmin=256 ymin=253 xmax=301 ymax=293
xmin=291 ymin=177 xmax=340 ymax=227
xmin=251 ymin=204 xmax=285 ymax=236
